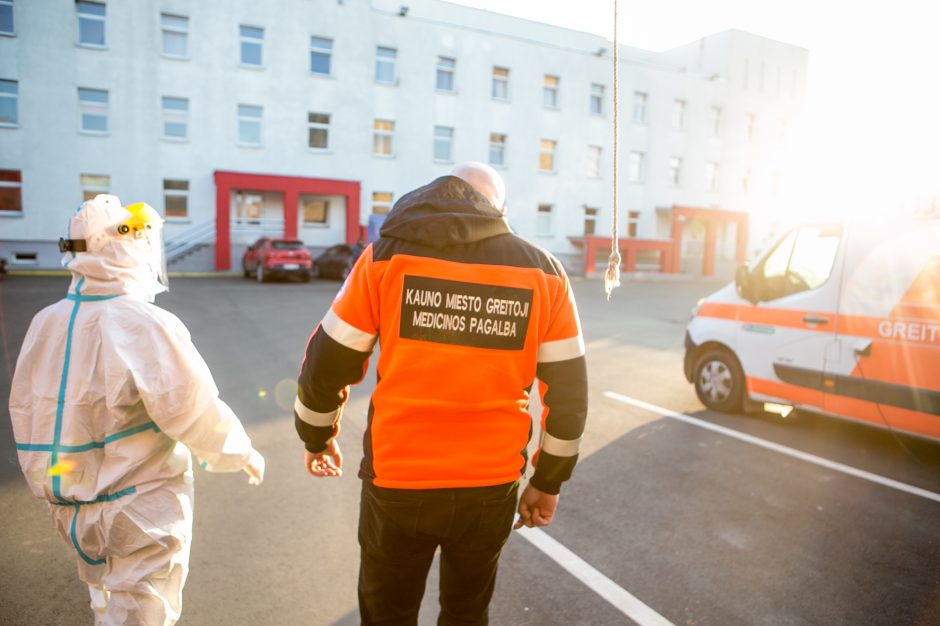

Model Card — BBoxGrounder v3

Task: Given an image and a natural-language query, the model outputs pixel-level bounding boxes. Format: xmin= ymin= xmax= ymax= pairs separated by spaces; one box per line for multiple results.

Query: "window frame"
xmin=539 ymin=139 xmax=556 ymax=173
xmin=628 ymin=151 xmax=645 ymax=184
xmin=672 ymin=98 xmax=686 ymax=131
xmin=78 ymin=87 xmax=109 ymax=134
xmin=310 ymin=36 xmax=333 ymax=76
xmin=237 ymin=104 xmax=263 ymax=146
xmin=492 ymin=66 xmax=509 ymax=101
xmin=239 ymin=24 xmax=264 ymax=68
xmin=0 ymin=78 xmax=18 ymax=126
xmin=586 ymin=145 xmax=602 ymax=179
xmin=307 ymin=112 xmax=331 ymax=150
xmin=372 ymin=191 xmax=393 ymax=215
xmin=76 ymin=1 xmax=106 ymax=48
xmin=0 ymin=169 xmax=23 ymax=215
xmin=433 ymin=125 xmax=454 ymax=162
xmin=161 ymin=96 xmax=189 ymax=141
xmin=583 ymin=206 xmax=598 ymax=236
xmin=436 ymin=56 xmax=455 ymax=92
xmin=160 ymin=13 xmax=189 ymax=59
xmin=633 ymin=91 xmax=648 ymax=124
xmin=372 ymin=119 xmax=395 ymax=156
xmin=590 ymin=83 xmax=604 ymax=116
xmin=80 ymin=173 xmax=110 ymax=202
xmin=536 ymin=203 xmax=553 ymax=237
xmin=375 ymin=46 xmax=397 ymax=84
xmin=488 ymin=133 xmax=506 ymax=167
xmin=163 ymin=179 xmax=189 ymax=220
xmin=543 ymin=75 xmax=559 ymax=109
xmin=668 ymin=156 xmax=683 ymax=188
xmin=0 ymin=0 xmax=15 ymax=37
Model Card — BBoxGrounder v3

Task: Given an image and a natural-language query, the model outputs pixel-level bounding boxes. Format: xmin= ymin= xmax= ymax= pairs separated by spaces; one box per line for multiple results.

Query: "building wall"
xmin=0 ymin=0 xmax=807 ymax=271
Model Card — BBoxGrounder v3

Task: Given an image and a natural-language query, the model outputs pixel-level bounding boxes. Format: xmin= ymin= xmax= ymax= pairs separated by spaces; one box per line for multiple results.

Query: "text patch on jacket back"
xmin=400 ymin=275 xmax=533 ymax=350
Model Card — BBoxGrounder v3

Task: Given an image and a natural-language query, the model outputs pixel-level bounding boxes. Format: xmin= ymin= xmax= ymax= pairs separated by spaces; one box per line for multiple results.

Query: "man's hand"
xmin=244 ymin=449 xmax=265 ymax=486
xmin=513 ymin=484 xmax=558 ymax=529
xmin=304 ymin=439 xmax=343 ymax=477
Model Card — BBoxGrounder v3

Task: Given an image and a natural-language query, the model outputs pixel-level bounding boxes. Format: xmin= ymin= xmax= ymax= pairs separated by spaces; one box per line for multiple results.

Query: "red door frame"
xmin=214 ymin=171 xmax=361 ymax=271
xmin=670 ymin=205 xmax=748 ymax=276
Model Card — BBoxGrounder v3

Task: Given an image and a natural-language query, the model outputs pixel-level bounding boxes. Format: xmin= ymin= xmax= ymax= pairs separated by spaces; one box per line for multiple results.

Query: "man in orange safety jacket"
xmin=294 ymin=161 xmax=588 ymax=625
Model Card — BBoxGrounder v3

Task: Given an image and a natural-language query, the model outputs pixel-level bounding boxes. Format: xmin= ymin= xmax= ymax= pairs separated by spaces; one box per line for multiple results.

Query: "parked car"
xmin=312 ymin=243 xmax=362 ymax=280
xmin=242 ymin=238 xmax=313 ymax=282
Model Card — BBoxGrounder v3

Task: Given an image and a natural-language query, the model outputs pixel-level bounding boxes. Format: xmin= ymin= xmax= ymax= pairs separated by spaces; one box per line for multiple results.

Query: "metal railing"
xmin=165 ymin=219 xmax=216 ymax=263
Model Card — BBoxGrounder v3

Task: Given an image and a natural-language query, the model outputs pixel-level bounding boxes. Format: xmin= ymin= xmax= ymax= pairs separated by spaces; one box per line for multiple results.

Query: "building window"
xmin=492 ymin=67 xmax=509 ymax=100
xmin=0 ymin=169 xmax=22 ymax=213
xmin=489 ymin=133 xmax=506 ymax=167
xmin=669 ymin=157 xmax=683 ymax=188
xmin=710 ymin=106 xmax=722 ymax=136
xmin=310 ymin=36 xmax=332 ymax=75
xmin=237 ymin=104 xmax=262 ymax=145
xmin=586 ymin=145 xmax=602 ymax=178
xmin=705 ymin=162 xmax=719 ymax=192
xmin=627 ymin=211 xmax=640 ymax=238
xmin=373 ymin=119 xmax=394 ymax=156
xmin=539 ymin=139 xmax=556 ymax=172
xmin=536 ymin=204 xmax=553 ymax=236
xmin=590 ymin=83 xmax=604 ymax=115
xmin=0 ymin=79 xmax=17 ymax=126
xmin=161 ymin=13 xmax=188 ymax=58
xmin=239 ymin=25 xmax=263 ymax=66
xmin=163 ymin=179 xmax=188 ymax=219
xmin=80 ymin=174 xmax=109 ymax=201
xmin=433 ymin=126 xmax=454 ymax=162
xmin=583 ymin=206 xmax=598 ymax=236
xmin=372 ymin=191 xmax=393 ymax=215
xmin=375 ymin=47 xmax=396 ymax=83
xmin=746 ymin=113 xmax=756 ymax=141
xmin=302 ymin=198 xmax=328 ymax=225
xmin=1 ymin=0 xmax=15 ymax=36
xmin=628 ymin=151 xmax=645 ymax=183
xmin=78 ymin=88 xmax=108 ymax=133
xmin=543 ymin=75 xmax=559 ymax=109
xmin=633 ymin=91 xmax=647 ymax=124
xmin=742 ymin=168 xmax=752 ymax=193
xmin=672 ymin=99 xmax=686 ymax=130
xmin=161 ymin=96 xmax=188 ymax=140
xmin=76 ymin=1 xmax=106 ymax=47
xmin=308 ymin=112 xmax=330 ymax=150
xmin=436 ymin=56 xmax=455 ymax=91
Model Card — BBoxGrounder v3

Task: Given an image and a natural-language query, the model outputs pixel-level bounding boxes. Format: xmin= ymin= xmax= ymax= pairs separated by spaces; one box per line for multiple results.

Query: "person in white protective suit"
xmin=8 ymin=194 xmax=266 ymax=626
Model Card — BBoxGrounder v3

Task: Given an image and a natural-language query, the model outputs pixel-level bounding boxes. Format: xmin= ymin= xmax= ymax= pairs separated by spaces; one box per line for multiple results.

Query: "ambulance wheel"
xmin=694 ymin=349 xmax=744 ymax=413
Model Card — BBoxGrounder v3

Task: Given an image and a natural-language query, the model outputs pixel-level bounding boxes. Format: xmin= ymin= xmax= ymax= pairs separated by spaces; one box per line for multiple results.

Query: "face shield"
xmin=121 ymin=202 xmax=169 ymax=293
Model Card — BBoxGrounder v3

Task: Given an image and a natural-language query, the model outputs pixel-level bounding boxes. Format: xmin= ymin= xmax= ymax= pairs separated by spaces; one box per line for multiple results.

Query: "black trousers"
xmin=358 ymin=479 xmax=518 ymax=626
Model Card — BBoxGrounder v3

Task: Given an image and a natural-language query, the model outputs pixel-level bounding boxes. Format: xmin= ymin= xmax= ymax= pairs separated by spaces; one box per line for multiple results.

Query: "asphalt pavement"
xmin=1 ymin=274 xmax=938 ymax=625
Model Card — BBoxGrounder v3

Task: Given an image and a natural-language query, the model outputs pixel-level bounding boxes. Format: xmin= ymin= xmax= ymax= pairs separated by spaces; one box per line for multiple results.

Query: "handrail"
xmin=165 ymin=219 xmax=216 ymax=262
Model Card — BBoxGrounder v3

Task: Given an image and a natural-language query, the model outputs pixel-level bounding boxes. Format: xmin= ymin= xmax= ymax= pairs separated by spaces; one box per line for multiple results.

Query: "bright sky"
xmin=449 ymin=0 xmax=940 ymax=222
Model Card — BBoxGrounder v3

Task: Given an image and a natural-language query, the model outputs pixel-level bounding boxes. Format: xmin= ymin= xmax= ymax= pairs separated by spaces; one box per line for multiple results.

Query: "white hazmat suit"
xmin=9 ymin=195 xmax=264 ymax=626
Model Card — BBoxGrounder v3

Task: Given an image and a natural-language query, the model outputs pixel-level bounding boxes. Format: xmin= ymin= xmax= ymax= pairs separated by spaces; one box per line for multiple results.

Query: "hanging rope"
xmin=604 ymin=0 xmax=621 ymax=299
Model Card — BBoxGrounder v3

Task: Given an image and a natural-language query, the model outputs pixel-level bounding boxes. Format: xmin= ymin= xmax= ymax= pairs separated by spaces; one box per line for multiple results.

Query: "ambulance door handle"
xmin=802 ymin=314 xmax=829 ymax=326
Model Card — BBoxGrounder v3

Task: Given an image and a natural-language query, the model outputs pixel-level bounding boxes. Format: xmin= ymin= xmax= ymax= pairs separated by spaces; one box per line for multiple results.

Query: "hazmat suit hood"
xmin=62 ymin=194 xmax=168 ymax=301
xmin=379 ymin=176 xmax=511 ymax=249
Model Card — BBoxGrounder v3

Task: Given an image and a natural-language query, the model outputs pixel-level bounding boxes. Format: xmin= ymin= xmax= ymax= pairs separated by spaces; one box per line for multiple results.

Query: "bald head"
xmin=451 ymin=161 xmax=506 ymax=212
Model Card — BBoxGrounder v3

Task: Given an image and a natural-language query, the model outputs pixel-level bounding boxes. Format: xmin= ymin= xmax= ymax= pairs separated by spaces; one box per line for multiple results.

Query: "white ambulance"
xmin=683 ymin=213 xmax=940 ymax=443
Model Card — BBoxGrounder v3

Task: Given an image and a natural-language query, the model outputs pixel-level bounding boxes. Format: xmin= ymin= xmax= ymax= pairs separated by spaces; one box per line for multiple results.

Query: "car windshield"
xmin=272 ymin=241 xmax=305 ymax=250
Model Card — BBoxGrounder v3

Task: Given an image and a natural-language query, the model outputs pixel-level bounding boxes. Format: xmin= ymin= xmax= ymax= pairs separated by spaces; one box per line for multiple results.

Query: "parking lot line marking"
xmin=517 ymin=526 xmax=676 ymax=626
xmin=604 ymin=391 xmax=940 ymax=505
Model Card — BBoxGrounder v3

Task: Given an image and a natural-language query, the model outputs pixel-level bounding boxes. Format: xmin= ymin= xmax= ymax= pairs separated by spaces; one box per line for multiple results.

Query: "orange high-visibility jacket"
xmin=294 ymin=176 xmax=587 ymax=494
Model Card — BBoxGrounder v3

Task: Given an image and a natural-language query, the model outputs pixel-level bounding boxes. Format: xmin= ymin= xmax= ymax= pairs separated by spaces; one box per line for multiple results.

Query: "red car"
xmin=242 ymin=238 xmax=313 ymax=283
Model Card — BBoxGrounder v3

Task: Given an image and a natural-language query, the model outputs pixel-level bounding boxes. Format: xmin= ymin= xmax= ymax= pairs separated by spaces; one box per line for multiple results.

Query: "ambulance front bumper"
xmin=683 ymin=331 xmax=697 ymax=383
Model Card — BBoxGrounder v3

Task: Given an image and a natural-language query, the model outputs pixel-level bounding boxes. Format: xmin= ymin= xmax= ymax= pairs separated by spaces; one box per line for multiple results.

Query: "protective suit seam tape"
xmin=51 ymin=286 xmax=83 ymax=499
xmin=69 ymin=505 xmax=106 ymax=565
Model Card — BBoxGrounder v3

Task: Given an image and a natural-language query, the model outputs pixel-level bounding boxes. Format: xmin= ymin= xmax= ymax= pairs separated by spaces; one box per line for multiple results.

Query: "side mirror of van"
xmin=735 ymin=263 xmax=757 ymax=303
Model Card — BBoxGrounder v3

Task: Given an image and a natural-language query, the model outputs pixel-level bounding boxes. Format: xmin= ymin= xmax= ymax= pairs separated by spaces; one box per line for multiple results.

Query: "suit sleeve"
xmin=531 ymin=266 xmax=588 ymax=495
xmin=295 ymin=245 xmax=379 ymax=453
xmin=133 ymin=317 xmax=254 ymax=473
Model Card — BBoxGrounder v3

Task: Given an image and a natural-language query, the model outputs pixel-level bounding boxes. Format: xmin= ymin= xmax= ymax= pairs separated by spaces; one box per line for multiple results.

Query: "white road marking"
xmin=605 ymin=391 xmax=940 ymax=505
xmin=516 ymin=526 xmax=676 ymax=626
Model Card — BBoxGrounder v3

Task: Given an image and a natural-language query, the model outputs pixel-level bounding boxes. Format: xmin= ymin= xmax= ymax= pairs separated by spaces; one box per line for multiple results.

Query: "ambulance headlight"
xmin=690 ymin=298 xmax=705 ymax=320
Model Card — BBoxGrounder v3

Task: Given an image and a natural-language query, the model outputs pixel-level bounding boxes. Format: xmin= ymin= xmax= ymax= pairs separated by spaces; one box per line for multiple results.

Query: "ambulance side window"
xmin=756 ymin=226 xmax=841 ymax=301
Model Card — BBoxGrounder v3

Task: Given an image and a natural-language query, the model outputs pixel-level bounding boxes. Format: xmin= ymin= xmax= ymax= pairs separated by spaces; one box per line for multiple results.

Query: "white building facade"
xmin=0 ymin=0 xmax=807 ymax=274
